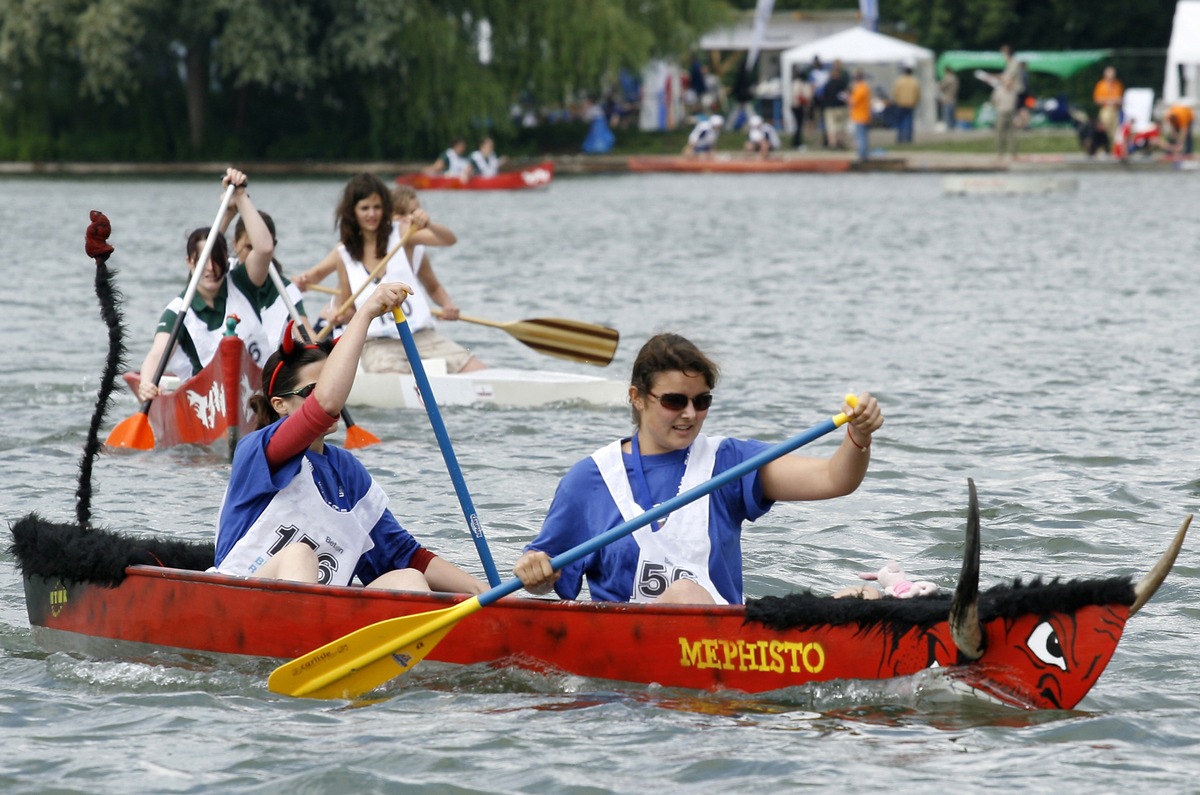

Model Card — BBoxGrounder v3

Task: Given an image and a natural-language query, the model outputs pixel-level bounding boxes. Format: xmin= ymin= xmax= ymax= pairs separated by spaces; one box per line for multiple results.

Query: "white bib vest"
xmin=591 ymin=434 xmax=727 ymax=604
xmin=216 ymin=456 xmax=387 ymax=586
xmin=166 ymin=278 xmax=271 ymax=378
xmin=339 ymin=223 xmax=433 ymax=338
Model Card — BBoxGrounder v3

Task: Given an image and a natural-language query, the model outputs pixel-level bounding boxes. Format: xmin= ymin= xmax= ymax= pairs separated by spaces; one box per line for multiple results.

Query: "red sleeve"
xmin=265 ymin=396 xmax=339 ymax=470
xmin=409 ymin=548 xmax=435 ymax=573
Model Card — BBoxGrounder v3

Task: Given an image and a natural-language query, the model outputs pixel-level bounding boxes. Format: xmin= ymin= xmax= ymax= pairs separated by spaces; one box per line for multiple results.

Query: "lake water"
xmin=1 ymin=169 xmax=1198 ymax=793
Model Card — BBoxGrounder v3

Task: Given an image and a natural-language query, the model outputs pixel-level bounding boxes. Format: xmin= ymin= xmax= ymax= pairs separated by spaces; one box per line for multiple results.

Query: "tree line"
xmin=0 ymin=0 xmax=730 ymax=162
xmin=1 ymin=0 xmax=1180 ymax=162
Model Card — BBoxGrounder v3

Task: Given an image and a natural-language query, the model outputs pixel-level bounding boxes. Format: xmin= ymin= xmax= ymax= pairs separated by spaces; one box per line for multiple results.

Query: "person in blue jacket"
xmin=512 ymin=333 xmax=883 ymax=605
xmin=214 ymin=280 xmax=487 ymax=594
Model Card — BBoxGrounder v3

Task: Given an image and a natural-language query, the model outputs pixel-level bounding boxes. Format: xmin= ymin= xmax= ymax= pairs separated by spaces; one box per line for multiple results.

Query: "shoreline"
xmin=0 ymin=151 xmax=1190 ymax=178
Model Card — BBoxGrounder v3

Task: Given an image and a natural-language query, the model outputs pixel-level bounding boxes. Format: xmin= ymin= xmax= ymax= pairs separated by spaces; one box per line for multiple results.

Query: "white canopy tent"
xmin=1164 ymin=0 xmax=1200 ymax=105
xmin=778 ymin=27 xmax=937 ymax=133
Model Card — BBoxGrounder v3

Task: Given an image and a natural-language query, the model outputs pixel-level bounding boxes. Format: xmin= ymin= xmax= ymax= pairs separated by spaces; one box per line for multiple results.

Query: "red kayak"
xmin=11 ymin=498 xmax=1189 ymax=709
xmin=120 ymin=334 xmax=261 ymax=451
xmin=396 ymin=161 xmax=555 ymax=190
xmin=628 ymin=155 xmax=852 ymax=174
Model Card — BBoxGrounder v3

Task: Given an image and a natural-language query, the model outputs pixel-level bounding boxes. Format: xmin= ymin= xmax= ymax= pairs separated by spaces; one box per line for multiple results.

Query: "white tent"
xmin=779 ymin=26 xmax=937 ymax=133
xmin=1164 ymin=0 xmax=1200 ymax=104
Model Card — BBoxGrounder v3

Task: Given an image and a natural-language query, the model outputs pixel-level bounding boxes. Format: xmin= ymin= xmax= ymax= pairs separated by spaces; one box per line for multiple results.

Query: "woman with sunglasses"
xmin=212 ymin=280 xmax=488 ymax=595
xmin=512 ymin=333 xmax=884 ymax=605
xmin=136 ymin=168 xmax=276 ymax=401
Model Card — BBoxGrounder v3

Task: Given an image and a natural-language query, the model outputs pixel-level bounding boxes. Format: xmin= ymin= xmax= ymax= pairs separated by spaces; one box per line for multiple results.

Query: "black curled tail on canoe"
xmin=950 ymin=478 xmax=985 ymax=661
xmin=76 ymin=210 xmax=125 ymax=530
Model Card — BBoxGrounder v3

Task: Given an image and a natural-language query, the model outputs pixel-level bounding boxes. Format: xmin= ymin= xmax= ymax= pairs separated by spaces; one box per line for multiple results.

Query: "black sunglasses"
xmin=648 ymin=391 xmax=713 ymax=412
xmin=275 ymin=382 xmax=317 ymax=399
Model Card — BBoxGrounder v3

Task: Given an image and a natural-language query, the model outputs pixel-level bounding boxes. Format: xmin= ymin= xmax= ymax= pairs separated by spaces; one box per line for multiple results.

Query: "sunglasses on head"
xmin=648 ymin=391 xmax=713 ymax=412
xmin=275 ymin=383 xmax=317 ymax=399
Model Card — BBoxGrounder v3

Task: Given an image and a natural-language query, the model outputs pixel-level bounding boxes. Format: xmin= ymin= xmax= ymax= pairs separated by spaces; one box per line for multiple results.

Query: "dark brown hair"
xmin=233 ymin=210 xmax=282 ymax=272
xmin=337 ymin=173 xmax=392 ymax=263
xmin=185 ymin=227 xmax=229 ymax=281
xmin=250 ymin=337 xmax=333 ymax=430
xmin=629 ymin=333 xmax=720 ymax=425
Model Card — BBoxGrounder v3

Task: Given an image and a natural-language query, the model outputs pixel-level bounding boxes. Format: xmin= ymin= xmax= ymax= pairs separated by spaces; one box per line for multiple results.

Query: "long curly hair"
xmin=336 ymin=173 xmax=393 ymax=263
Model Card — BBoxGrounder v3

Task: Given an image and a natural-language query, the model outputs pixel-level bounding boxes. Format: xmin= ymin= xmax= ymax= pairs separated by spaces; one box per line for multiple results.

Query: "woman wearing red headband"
xmin=213 ymin=280 xmax=487 ymax=594
xmin=513 ymin=333 xmax=884 ymax=605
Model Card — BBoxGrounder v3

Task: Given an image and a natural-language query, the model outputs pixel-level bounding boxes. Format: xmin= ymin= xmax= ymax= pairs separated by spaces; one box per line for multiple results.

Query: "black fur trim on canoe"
xmin=746 ymin=577 xmax=1136 ymax=633
xmin=8 ymin=513 xmax=213 ymax=587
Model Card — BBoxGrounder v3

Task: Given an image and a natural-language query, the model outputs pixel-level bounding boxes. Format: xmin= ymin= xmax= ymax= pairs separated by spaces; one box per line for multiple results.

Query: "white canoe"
xmin=346 ymin=362 xmax=628 ymax=409
xmin=942 ymin=175 xmax=1079 ymax=195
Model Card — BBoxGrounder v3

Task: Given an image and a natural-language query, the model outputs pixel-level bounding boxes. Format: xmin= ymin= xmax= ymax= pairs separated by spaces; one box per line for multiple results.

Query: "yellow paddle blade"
xmin=497 ymin=318 xmax=619 ymax=366
xmin=104 ymin=412 xmax=155 ymax=451
xmin=268 ymin=597 xmax=482 ymax=700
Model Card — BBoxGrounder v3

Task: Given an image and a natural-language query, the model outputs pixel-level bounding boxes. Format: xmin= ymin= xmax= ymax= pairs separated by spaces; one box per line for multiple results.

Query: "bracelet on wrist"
xmin=846 ymin=426 xmax=871 ymax=451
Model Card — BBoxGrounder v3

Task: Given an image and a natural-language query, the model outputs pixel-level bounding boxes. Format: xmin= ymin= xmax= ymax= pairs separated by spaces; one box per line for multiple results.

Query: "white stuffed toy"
xmin=858 ymin=560 xmax=939 ymax=598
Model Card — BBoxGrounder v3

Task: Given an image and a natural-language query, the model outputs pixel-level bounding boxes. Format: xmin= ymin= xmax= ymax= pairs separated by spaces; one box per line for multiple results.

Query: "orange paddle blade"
xmin=343 ymin=423 xmax=381 ymax=449
xmin=105 ymin=412 xmax=155 ymax=451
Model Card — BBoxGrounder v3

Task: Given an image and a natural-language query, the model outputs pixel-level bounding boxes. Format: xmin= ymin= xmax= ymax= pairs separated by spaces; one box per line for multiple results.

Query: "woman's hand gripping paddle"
xmin=389 ymin=307 xmax=500 ymax=585
xmin=106 ymin=182 xmax=238 ymax=451
xmin=265 ymin=263 xmax=379 ymax=449
xmin=267 ymin=395 xmax=861 ymax=700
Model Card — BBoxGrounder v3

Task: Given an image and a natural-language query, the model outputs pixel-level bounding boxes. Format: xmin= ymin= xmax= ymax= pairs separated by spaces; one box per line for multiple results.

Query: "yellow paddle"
xmin=267 ymin=396 xmax=859 ymax=700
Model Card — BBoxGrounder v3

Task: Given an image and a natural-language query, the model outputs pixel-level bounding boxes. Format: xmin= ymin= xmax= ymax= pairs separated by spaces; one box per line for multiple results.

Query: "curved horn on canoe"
xmin=1130 ymin=514 xmax=1191 ymax=616
xmin=950 ymin=478 xmax=985 ymax=661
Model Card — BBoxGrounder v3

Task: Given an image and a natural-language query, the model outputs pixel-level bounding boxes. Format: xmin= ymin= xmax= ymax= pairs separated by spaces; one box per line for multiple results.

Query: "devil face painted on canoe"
xmin=950 ymin=604 xmax=1130 ymax=709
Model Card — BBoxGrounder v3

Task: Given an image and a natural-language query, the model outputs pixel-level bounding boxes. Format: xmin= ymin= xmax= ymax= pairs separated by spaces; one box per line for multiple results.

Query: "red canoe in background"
xmin=396 ymin=161 xmax=555 ymax=190
xmin=628 ymin=155 xmax=853 ymax=174
xmin=120 ymin=334 xmax=261 ymax=452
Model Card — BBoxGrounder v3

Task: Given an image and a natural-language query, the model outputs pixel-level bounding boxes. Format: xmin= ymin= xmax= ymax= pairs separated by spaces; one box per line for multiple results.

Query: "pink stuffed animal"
xmin=858 ymin=560 xmax=939 ymax=598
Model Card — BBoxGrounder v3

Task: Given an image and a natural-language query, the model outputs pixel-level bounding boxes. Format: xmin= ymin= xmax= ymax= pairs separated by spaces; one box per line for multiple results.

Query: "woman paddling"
xmin=137 ymin=168 xmax=275 ymax=400
xmin=213 ymin=280 xmax=487 ymax=594
xmin=295 ymin=172 xmax=483 ymax=374
xmin=513 ymin=333 xmax=884 ymax=605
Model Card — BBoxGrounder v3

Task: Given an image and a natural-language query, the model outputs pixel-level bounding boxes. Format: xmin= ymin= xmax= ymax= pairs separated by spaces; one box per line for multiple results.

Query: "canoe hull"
xmin=396 ymin=162 xmax=555 ymax=191
xmin=346 ymin=366 xmax=627 ymax=409
xmin=21 ymin=566 xmax=1129 ymax=707
xmin=120 ymin=335 xmax=261 ymax=449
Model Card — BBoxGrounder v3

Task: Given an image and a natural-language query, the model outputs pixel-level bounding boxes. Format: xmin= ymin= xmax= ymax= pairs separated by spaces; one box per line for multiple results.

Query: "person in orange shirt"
xmin=1093 ymin=66 xmax=1124 ymax=142
xmin=1162 ymin=101 xmax=1195 ymax=155
xmin=849 ymin=69 xmax=873 ymax=161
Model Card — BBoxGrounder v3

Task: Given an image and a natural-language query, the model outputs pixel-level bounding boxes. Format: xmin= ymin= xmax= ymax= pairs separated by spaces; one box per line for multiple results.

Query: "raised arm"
xmin=312 ymin=281 xmax=411 ymax=416
xmin=224 ymin=169 xmax=274 ymax=287
xmin=758 ymin=393 xmax=884 ymax=502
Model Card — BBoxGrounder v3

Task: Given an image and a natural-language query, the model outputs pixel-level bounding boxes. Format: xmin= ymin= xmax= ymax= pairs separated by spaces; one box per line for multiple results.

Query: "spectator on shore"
xmin=1093 ymin=66 xmax=1124 ymax=145
xmin=822 ymin=60 xmax=850 ymax=150
xmin=1161 ymin=100 xmax=1195 ymax=156
xmin=891 ymin=65 xmax=920 ymax=144
xmin=938 ymin=66 xmax=959 ymax=131
xmin=849 ymin=70 xmax=873 ymax=161
xmin=791 ymin=67 xmax=813 ymax=149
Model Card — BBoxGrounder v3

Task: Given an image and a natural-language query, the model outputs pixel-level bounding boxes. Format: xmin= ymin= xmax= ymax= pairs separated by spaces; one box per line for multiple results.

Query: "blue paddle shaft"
xmin=477 ymin=415 xmax=844 ymax=608
xmin=393 ymin=312 xmax=501 ymax=587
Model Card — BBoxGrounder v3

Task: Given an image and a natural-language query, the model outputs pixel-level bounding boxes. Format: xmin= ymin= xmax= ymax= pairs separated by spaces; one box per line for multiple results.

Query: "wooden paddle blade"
xmin=268 ymin=598 xmax=481 ymax=699
xmin=104 ymin=412 xmax=154 ymax=451
xmin=343 ymin=422 xmax=381 ymax=449
xmin=502 ymin=318 xmax=619 ymax=366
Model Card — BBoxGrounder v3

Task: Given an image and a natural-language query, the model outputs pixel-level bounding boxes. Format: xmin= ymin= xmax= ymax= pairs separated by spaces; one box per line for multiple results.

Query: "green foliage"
xmin=0 ymin=0 xmax=1181 ymax=162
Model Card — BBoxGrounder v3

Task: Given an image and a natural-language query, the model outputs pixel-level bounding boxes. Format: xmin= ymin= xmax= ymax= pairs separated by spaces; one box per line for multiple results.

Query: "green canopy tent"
xmin=936 ymin=49 xmax=1113 ymax=79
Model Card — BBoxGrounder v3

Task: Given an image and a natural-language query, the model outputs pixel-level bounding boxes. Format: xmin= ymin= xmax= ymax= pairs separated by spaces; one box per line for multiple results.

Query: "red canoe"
xmin=627 ymin=155 xmax=853 ymax=174
xmin=120 ymin=334 xmax=261 ymax=452
xmin=396 ymin=161 xmax=555 ymax=190
xmin=11 ymin=504 xmax=1188 ymax=709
